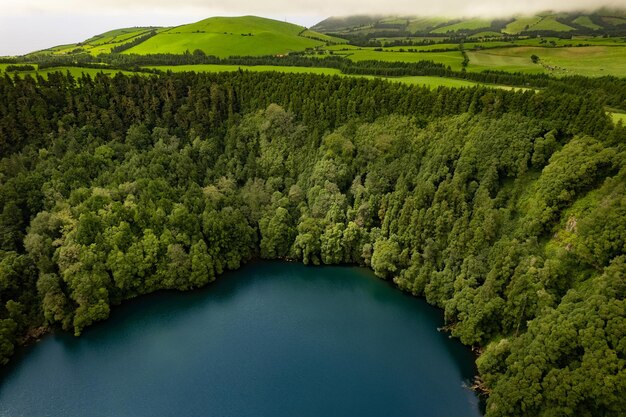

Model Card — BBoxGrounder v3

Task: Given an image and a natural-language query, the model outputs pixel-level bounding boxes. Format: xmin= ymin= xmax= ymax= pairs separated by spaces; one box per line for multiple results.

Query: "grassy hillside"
xmin=530 ymin=16 xmax=575 ymax=32
xmin=124 ymin=16 xmax=331 ymax=57
xmin=30 ymin=16 xmax=339 ymax=58
xmin=32 ymin=27 xmax=163 ymax=56
xmin=313 ymin=11 xmax=626 ymax=35
xmin=406 ymin=17 xmax=449 ymax=32
xmin=573 ymin=16 xmax=602 ymax=30
xmin=431 ymin=18 xmax=493 ymax=34
xmin=503 ymin=16 xmax=543 ymax=34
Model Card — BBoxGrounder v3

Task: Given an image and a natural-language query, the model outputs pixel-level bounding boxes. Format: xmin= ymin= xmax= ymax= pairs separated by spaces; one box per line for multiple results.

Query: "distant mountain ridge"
xmin=311 ymin=10 xmax=626 ymax=37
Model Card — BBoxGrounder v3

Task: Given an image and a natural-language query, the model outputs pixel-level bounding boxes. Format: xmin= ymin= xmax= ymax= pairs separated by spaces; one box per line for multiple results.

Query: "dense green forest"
xmin=0 ymin=71 xmax=624 ymax=416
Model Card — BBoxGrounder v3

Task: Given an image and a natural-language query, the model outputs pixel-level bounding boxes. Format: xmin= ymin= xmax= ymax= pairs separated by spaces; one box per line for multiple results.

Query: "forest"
xmin=0 ymin=70 xmax=624 ymax=416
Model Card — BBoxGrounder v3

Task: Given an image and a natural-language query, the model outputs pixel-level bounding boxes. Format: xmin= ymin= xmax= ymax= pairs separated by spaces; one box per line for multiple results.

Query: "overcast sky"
xmin=1 ymin=0 xmax=624 ymax=55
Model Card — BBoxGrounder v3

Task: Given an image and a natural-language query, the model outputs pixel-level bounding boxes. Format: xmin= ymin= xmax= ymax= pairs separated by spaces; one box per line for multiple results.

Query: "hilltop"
xmin=31 ymin=16 xmax=345 ymax=58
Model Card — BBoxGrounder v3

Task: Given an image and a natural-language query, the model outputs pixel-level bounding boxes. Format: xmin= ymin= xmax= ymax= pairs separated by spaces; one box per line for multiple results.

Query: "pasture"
xmin=431 ymin=18 xmax=493 ymax=34
xmin=467 ymin=46 xmax=626 ymax=77
xmin=125 ymin=16 xmax=328 ymax=57
xmin=339 ymin=49 xmax=465 ymax=70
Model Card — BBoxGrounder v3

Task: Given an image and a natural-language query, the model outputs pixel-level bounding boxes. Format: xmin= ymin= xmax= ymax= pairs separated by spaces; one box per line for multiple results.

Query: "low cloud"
xmin=1 ymin=0 xmax=624 ymax=55
xmin=5 ymin=0 xmax=626 ymax=18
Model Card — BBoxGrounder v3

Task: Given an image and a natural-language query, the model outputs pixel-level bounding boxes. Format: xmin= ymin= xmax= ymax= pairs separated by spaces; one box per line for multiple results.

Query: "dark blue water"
xmin=0 ymin=262 xmax=481 ymax=417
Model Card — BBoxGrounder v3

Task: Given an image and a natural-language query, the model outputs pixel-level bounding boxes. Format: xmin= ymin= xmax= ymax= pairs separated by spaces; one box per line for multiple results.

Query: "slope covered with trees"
xmin=0 ymin=71 xmax=624 ymax=416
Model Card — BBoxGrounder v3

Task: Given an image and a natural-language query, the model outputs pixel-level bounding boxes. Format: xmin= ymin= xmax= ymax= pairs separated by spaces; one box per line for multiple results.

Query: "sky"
xmin=0 ymin=0 xmax=624 ymax=55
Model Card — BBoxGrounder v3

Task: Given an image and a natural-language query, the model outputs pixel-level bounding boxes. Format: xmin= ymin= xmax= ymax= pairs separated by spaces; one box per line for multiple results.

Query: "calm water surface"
xmin=0 ymin=262 xmax=482 ymax=416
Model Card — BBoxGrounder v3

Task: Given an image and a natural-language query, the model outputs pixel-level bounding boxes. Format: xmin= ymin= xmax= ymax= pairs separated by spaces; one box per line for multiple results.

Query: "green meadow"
xmin=406 ymin=17 xmax=450 ymax=32
xmin=39 ymin=28 xmax=164 ymax=56
xmin=610 ymin=111 xmax=626 ymax=124
xmin=573 ymin=16 xmax=602 ymax=30
xmin=338 ymin=49 xmax=465 ymax=70
xmin=530 ymin=16 xmax=575 ymax=32
xmin=124 ymin=16 xmax=330 ymax=57
xmin=431 ymin=18 xmax=492 ymax=34
xmin=503 ymin=15 xmax=575 ymax=34
xmin=467 ymin=46 xmax=626 ymax=77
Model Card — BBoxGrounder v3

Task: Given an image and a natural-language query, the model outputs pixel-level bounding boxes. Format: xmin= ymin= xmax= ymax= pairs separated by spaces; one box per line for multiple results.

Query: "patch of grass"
xmin=504 ymin=16 xmax=543 ymax=34
xmin=609 ymin=111 xmax=626 ymax=125
xmin=383 ymin=44 xmax=460 ymax=52
xmin=466 ymin=48 xmax=545 ymax=74
xmin=469 ymin=31 xmax=504 ymax=39
xmin=431 ymin=18 xmax=493 ymax=34
xmin=530 ymin=16 xmax=575 ymax=32
xmin=374 ymin=36 xmax=449 ymax=44
xmin=300 ymin=30 xmax=347 ymax=44
xmin=85 ymin=28 xmax=156 ymax=47
xmin=379 ymin=18 xmax=410 ymax=25
xmin=125 ymin=16 xmax=326 ymax=57
xmin=341 ymin=48 xmax=465 ymax=70
xmin=44 ymin=28 xmax=162 ymax=56
xmin=467 ymin=46 xmax=626 ymax=77
xmin=324 ymin=44 xmax=362 ymax=51
xmin=602 ymin=16 xmax=626 ymax=26
xmin=372 ymin=75 xmax=526 ymax=90
xmin=407 ymin=17 xmax=450 ymax=33
xmin=573 ymin=16 xmax=602 ymax=30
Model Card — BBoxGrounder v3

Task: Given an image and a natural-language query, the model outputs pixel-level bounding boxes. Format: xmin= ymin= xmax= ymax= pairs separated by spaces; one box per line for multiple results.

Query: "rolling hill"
xmin=33 ymin=16 xmax=345 ymax=58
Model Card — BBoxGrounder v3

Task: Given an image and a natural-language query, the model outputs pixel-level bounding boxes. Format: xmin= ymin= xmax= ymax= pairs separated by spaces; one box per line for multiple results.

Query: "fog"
xmin=0 ymin=0 xmax=624 ymax=55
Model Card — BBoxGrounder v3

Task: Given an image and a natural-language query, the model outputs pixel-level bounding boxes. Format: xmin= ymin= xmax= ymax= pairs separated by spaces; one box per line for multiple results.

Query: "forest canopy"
xmin=0 ymin=71 xmax=624 ymax=416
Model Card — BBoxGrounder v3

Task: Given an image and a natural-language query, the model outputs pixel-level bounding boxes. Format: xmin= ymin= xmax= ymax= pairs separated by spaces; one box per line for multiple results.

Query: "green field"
xmin=383 ymin=43 xmax=461 ymax=52
xmin=37 ymin=27 xmax=164 ymax=56
xmin=379 ymin=17 xmax=411 ymax=25
xmin=374 ymin=36 xmax=450 ymax=44
xmin=372 ymin=75 xmax=518 ymax=89
xmin=319 ymin=42 xmax=626 ymax=77
xmin=146 ymin=64 xmax=527 ymax=91
xmin=503 ymin=15 xmax=576 ymax=34
xmin=125 ymin=16 xmax=330 ymax=57
xmin=531 ymin=16 xmax=576 ymax=31
xmin=406 ymin=17 xmax=449 ymax=33
xmin=469 ymin=31 xmax=504 ymax=39
xmin=610 ymin=111 xmax=626 ymax=124
xmin=468 ymin=46 xmax=626 ymax=77
xmin=339 ymin=48 xmax=465 ymax=70
xmin=431 ymin=18 xmax=493 ymax=34
xmin=503 ymin=16 xmax=543 ymax=34
xmin=602 ymin=16 xmax=626 ymax=26
xmin=300 ymin=30 xmax=347 ymax=44
xmin=573 ymin=16 xmax=602 ymax=30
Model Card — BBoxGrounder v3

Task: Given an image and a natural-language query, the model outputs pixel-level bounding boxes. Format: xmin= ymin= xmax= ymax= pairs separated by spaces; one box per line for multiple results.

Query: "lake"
xmin=0 ymin=262 xmax=482 ymax=417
